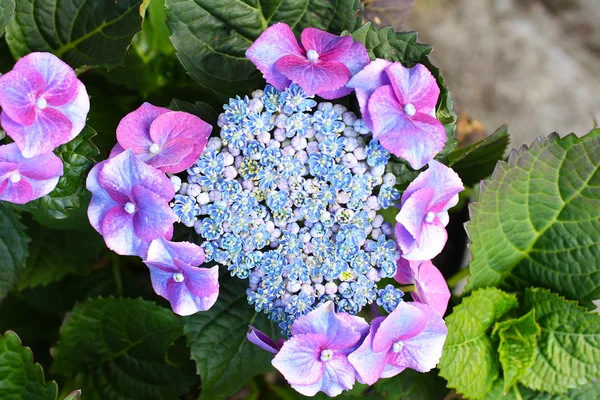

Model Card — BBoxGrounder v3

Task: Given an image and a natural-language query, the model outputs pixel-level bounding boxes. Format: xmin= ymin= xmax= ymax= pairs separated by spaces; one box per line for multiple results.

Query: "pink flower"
xmin=395 ymin=160 xmax=464 ymax=260
xmin=395 ymin=258 xmax=450 ymax=315
xmin=0 ymin=143 xmax=63 ymax=204
xmin=86 ymin=150 xmax=177 ymax=257
xmin=116 ymin=103 xmax=212 ymax=173
xmin=0 ymin=52 xmax=89 ymax=158
xmin=348 ymin=302 xmax=447 ymax=385
xmin=246 ymin=23 xmax=370 ymax=99
xmin=272 ymin=301 xmax=369 ymax=397
xmin=347 ymin=60 xmax=445 ymax=169
xmin=144 ymin=238 xmax=219 ymax=316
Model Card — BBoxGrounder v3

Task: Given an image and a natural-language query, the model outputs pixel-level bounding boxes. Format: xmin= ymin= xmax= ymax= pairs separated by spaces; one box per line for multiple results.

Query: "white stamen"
xmin=149 ymin=143 xmax=160 ymax=154
xmin=307 ymin=49 xmax=319 ymax=62
xmin=392 ymin=341 xmax=404 ymax=353
xmin=124 ymin=202 xmax=136 ymax=214
xmin=320 ymin=349 xmax=333 ymax=362
xmin=404 ymin=103 xmax=416 ymax=117
xmin=425 ymin=211 xmax=436 ymax=223
xmin=173 ymin=272 xmax=185 ymax=283
xmin=9 ymin=172 xmax=21 ymax=183
xmin=35 ymin=98 xmax=48 ymax=110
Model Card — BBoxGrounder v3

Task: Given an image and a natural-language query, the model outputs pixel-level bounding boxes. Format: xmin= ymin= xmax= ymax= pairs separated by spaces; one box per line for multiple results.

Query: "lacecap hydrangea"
xmin=172 ymin=83 xmax=403 ymax=335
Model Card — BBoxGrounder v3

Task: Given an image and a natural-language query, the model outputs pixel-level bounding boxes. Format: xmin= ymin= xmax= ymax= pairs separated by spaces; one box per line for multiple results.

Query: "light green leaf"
xmin=0 ymin=331 xmax=58 ymax=400
xmin=518 ymin=288 xmax=600 ymax=394
xmin=184 ymin=277 xmax=279 ymax=400
xmin=52 ymin=297 xmax=197 ymax=400
xmin=165 ymin=0 xmax=362 ymax=97
xmin=374 ymin=369 xmax=449 ymax=400
xmin=493 ymin=310 xmax=540 ymax=393
xmin=0 ymin=0 xmax=15 ymax=37
xmin=484 ymin=380 xmax=600 ymax=400
xmin=450 ymin=124 xmax=510 ymax=186
xmin=438 ymin=288 xmax=518 ymax=399
xmin=0 ymin=206 xmax=29 ymax=302
xmin=466 ymin=130 xmax=600 ymax=307
xmin=6 ymin=0 xmax=147 ymax=69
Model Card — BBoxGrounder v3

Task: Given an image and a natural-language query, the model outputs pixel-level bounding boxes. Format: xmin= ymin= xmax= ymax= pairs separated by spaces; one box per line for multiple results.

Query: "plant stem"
xmin=447 ymin=268 xmax=470 ymax=289
xmin=111 ymin=253 xmax=123 ymax=296
xmin=398 ymin=284 xmax=416 ymax=293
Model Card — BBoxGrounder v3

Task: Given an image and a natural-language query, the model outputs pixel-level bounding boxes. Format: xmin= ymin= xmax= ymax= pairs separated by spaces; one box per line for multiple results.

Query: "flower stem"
xmin=398 ymin=284 xmax=416 ymax=293
xmin=447 ymin=268 xmax=470 ymax=289
xmin=111 ymin=253 xmax=123 ymax=296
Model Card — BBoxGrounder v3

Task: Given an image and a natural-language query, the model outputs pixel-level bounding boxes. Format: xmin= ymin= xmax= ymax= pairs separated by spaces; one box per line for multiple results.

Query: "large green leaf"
xmin=165 ymin=0 xmax=362 ymax=97
xmin=0 ymin=0 xmax=15 ymax=37
xmin=374 ymin=369 xmax=448 ymax=400
xmin=52 ymin=297 xmax=197 ymax=400
xmin=0 ymin=331 xmax=58 ymax=400
xmin=518 ymin=288 xmax=600 ymax=394
xmin=438 ymin=288 xmax=518 ymax=399
xmin=466 ymin=130 xmax=600 ymax=306
xmin=6 ymin=0 xmax=147 ymax=69
xmin=450 ymin=124 xmax=510 ymax=186
xmin=184 ymin=277 xmax=279 ymax=400
xmin=0 ymin=206 xmax=29 ymax=302
xmin=484 ymin=380 xmax=600 ymax=400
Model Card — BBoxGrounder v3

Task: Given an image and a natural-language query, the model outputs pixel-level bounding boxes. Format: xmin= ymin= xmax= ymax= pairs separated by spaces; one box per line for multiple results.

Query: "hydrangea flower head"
xmin=347 ymin=60 xmax=445 ymax=169
xmin=246 ymin=23 xmax=370 ymax=99
xmin=272 ymin=301 xmax=368 ymax=397
xmin=395 ymin=258 xmax=450 ymax=315
xmin=144 ymin=238 xmax=219 ymax=316
xmin=0 ymin=143 xmax=63 ymax=204
xmin=86 ymin=150 xmax=177 ymax=257
xmin=348 ymin=301 xmax=447 ymax=385
xmin=395 ymin=160 xmax=464 ymax=260
xmin=116 ymin=103 xmax=212 ymax=173
xmin=0 ymin=52 xmax=89 ymax=158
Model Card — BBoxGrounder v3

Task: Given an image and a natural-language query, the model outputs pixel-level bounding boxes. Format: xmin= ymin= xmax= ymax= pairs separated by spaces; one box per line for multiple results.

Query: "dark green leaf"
xmin=0 ymin=0 xmax=15 ymax=37
xmin=449 ymin=124 xmax=510 ymax=186
xmin=374 ymin=369 xmax=449 ymax=400
xmin=438 ymin=288 xmax=518 ymax=399
xmin=165 ymin=0 xmax=362 ymax=97
xmin=0 ymin=206 xmax=29 ymax=301
xmin=184 ymin=277 xmax=279 ymax=400
xmin=518 ymin=288 xmax=600 ymax=394
xmin=52 ymin=297 xmax=197 ymax=399
xmin=0 ymin=331 xmax=58 ymax=400
xmin=6 ymin=0 xmax=147 ymax=69
xmin=466 ymin=130 xmax=600 ymax=307
xmin=170 ymin=98 xmax=219 ymax=127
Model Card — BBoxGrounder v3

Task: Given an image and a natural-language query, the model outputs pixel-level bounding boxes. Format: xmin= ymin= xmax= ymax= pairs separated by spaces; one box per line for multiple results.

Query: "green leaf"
xmin=466 ymin=130 xmax=600 ymax=306
xmin=165 ymin=0 xmax=362 ymax=97
xmin=0 ymin=331 xmax=58 ymax=400
xmin=518 ymin=288 xmax=600 ymax=394
xmin=0 ymin=0 xmax=15 ymax=37
xmin=484 ymin=380 xmax=600 ymax=400
xmin=52 ymin=297 xmax=197 ymax=400
xmin=438 ymin=288 xmax=518 ymax=399
xmin=449 ymin=124 xmax=510 ymax=186
xmin=0 ymin=206 xmax=29 ymax=302
xmin=493 ymin=310 xmax=540 ymax=393
xmin=373 ymin=369 xmax=449 ymax=400
xmin=169 ymin=98 xmax=219 ymax=127
xmin=184 ymin=277 xmax=279 ymax=400
xmin=6 ymin=0 xmax=147 ymax=69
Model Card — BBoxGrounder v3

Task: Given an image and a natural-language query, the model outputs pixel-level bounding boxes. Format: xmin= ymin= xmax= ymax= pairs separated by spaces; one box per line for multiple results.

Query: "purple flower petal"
xmin=380 ymin=363 xmax=405 ymax=379
xmin=131 ymin=185 xmax=177 ymax=241
xmin=396 ymin=215 xmax=448 ymax=261
xmin=247 ymin=326 xmax=280 ymax=354
xmin=109 ymin=143 xmax=125 ymax=158
xmin=346 ymin=59 xmax=393 ymax=128
xmin=116 ymin=102 xmax=170 ymax=155
xmin=396 ymin=187 xmax=434 ymax=246
xmin=394 ymin=258 xmax=416 ymax=285
xmin=86 ymin=161 xmax=118 ymax=234
xmin=272 ymin=333 xmax=327 ymax=386
xmin=276 ymin=56 xmax=350 ymax=96
xmin=402 ymin=160 xmax=464 ymax=213
xmin=292 ymin=356 xmax=357 ymax=397
xmin=101 ymin=206 xmax=149 ymax=257
xmin=385 ymin=63 xmax=440 ymax=114
xmin=373 ymin=301 xmax=427 ymax=353
xmin=412 ymin=260 xmax=451 ymax=315
xmin=316 ymin=41 xmax=371 ymax=100
xmin=245 ymin=23 xmax=303 ymax=90
xmin=347 ymin=317 xmax=390 ymax=385
xmin=300 ymin=28 xmax=353 ymax=60
xmin=0 ymin=67 xmax=44 ymax=125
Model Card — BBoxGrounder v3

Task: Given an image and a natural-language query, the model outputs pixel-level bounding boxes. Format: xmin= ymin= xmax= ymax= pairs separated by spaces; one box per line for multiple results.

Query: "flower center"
xmin=173 ymin=272 xmax=185 ymax=283
xmin=9 ymin=172 xmax=21 ymax=183
xmin=392 ymin=341 xmax=404 ymax=353
xmin=425 ymin=211 xmax=435 ymax=223
xmin=124 ymin=202 xmax=136 ymax=214
xmin=403 ymin=103 xmax=416 ymax=117
xmin=320 ymin=349 xmax=333 ymax=362
xmin=149 ymin=143 xmax=160 ymax=154
xmin=306 ymin=49 xmax=319 ymax=62
xmin=35 ymin=98 xmax=48 ymax=110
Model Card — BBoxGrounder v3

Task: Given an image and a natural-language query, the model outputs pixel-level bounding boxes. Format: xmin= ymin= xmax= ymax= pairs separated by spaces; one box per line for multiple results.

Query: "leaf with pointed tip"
xmin=0 ymin=0 xmax=14 ymax=37
xmin=466 ymin=129 xmax=600 ymax=307
xmin=0 ymin=207 xmax=29 ymax=302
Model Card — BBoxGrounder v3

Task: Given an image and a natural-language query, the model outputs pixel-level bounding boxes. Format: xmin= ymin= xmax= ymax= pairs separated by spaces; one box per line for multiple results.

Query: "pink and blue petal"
xmin=276 ymin=56 xmax=350 ymax=96
xmin=412 ymin=260 xmax=451 ymax=315
xmin=373 ymin=302 xmax=427 ymax=352
xmin=247 ymin=326 xmax=280 ymax=354
xmin=272 ymin=333 xmax=326 ymax=386
xmin=292 ymin=356 xmax=356 ymax=397
xmin=385 ymin=63 xmax=440 ymax=113
xmin=116 ymin=102 xmax=171 ymax=154
xmin=347 ymin=317 xmax=390 ymax=385
xmin=131 ymin=185 xmax=177 ymax=241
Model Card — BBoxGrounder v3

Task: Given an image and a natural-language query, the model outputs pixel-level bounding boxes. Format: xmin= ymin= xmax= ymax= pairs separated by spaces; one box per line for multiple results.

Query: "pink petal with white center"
xmin=101 ymin=206 xmax=149 ymax=257
xmin=56 ymin=80 xmax=90 ymax=141
xmin=412 ymin=260 xmax=451 ymax=315
xmin=131 ymin=185 xmax=177 ymax=241
xmin=394 ymin=258 xmax=417 ymax=285
xmin=276 ymin=56 xmax=350 ymax=96
xmin=396 ymin=187 xmax=434 ymax=246
xmin=346 ymin=59 xmax=393 ymax=128
xmin=385 ymin=63 xmax=440 ymax=114
xmin=401 ymin=160 xmax=464 ymax=211
xmin=246 ymin=23 xmax=303 ymax=90
xmin=388 ymin=302 xmax=447 ymax=372
xmin=397 ymin=215 xmax=448 ymax=261
xmin=348 ymin=317 xmax=390 ymax=385
xmin=317 ymin=42 xmax=371 ymax=100
xmin=273 ymin=333 xmax=326 ymax=386
xmin=292 ymin=355 xmax=356 ymax=397
xmin=0 ymin=67 xmax=44 ymax=125
xmin=0 ymin=179 xmax=34 ymax=204
xmin=300 ymin=28 xmax=353 ymax=60
xmin=373 ymin=301 xmax=427 ymax=353
xmin=116 ymin=102 xmax=170 ymax=154
xmin=86 ymin=161 xmax=119 ymax=234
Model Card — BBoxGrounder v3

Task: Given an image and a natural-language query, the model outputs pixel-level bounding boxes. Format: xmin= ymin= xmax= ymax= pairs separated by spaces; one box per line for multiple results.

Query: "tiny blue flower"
xmin=243 ymin=140 xmax=264 ymax=158
xmin=221 ymin=124 xmax=247 ymax=150
xmin=350 ymin=250 xmax=371 ymax=275
xmin=257 ymin=167 xmax=280 ymax=190
xmin=262 ymin=251 xmax=286 ymax=276
xmin=281 ymin=84 xmax=317 ymax=114
xmin=302 ymin=196 xmax=324 ymax=223
xmin=199 ymin=218 xmax=223 ymax=240
xmin=285 ymin=112 xmax=311 ymax=138
xmin=224 ymin=96 xmax=249 ymax=124
xmin=247 ymin=224 xmax=271 ymax=250
xmin=267 ymin=190 xmax=289 ymax=211
xmin=220 ymin=179 xmax=241 ymax=202
xmin=200 ymin=241 xmax=216 ymax=262
xmin=327 ymin=164 xmax=352 ymax=191
xmin=312 ymin=109 xmax=344 ymax=134
xmin=307 ymin=153 xmax=333 ymax=178
xmin=172 ymin=194 xmax=200 ymax=225
xmin=352 ymin=275 xmax=377 ymax=306
xmin=285 ymin=292 xmax=314 ymax=318
xmin=337 ymin=298 xmax=359 ymax=314
xmin=244 ymin=112 xmax=273 ymax=136
xmin=378 ymin=183 xmax=401 ymax=209
xmin=377 ymin=284 xmax=405 ymax=313
xmin=206 ymin=202 xmax=229 ymax=224
xmin=353 ymin=118 xmax=370 ymax=134
xmin=197 ymin=148 xmax=225 ymax=176
xmin=319 ymin=136 xmax=346 ymax=159
xmin=260 ymin=148 xmax=283 ymax=168
xmin=366 ymin=139 xmax=391 ymax=167
xmin=262 ymin=85 xmax=282 ymax=113
xmin=278 ymin=155 xmax=302 ymax=180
